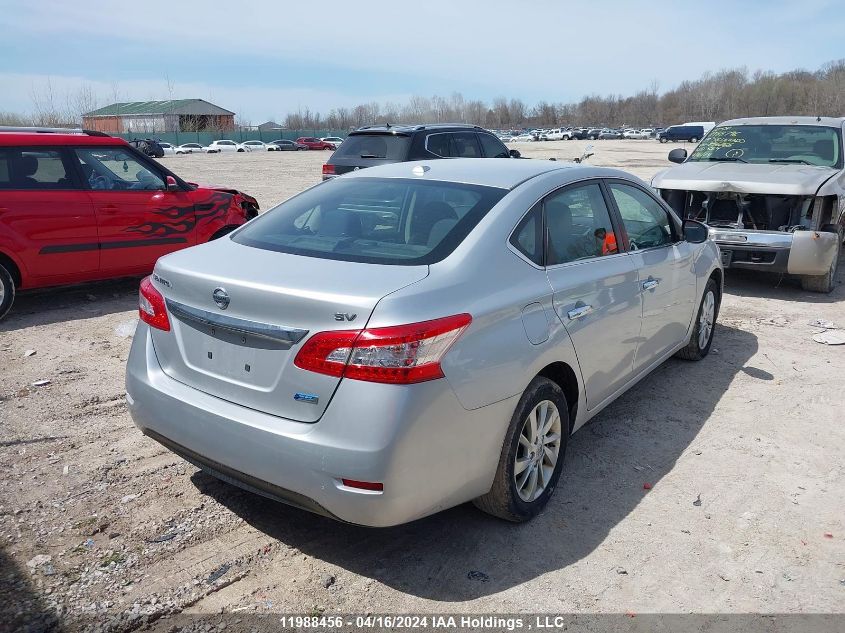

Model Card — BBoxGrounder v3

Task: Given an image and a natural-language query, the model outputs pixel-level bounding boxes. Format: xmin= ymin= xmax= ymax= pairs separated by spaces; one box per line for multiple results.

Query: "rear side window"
xmin=0 ymin=149 xmax=72 ymax=190
xmin=233 ymin=177 xmax=506 ymax=265
xmin=510 ymin=203 xmax=543 ymax=265
xmin=333 ymin=134 xmax=410 ymax=160
xmin=479 ymin=133 xmax=510 ymax=158
xmin=426 ymin=132 xmax=481 ymax=158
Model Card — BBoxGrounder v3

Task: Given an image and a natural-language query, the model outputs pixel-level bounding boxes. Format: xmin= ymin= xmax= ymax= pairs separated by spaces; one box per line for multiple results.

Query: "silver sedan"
xmin=126 ymin=159 xmax=722 ymax=526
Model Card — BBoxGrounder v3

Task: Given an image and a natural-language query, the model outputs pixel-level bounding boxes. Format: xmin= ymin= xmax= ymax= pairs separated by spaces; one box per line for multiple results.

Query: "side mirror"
xmin=165 ymin=175 xmax=180 ymax=192
xmin=683 ymin=219 xmax=708 ymax=244
xmin=509 ymin=149 xmax=521 ymax=158
xmin=668 ymin=148 xmax=687 ymax=164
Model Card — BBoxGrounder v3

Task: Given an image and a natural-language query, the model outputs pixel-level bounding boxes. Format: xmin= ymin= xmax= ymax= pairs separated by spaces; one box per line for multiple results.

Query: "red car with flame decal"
xmin=0 ymin=130 xmax=258 ymax=320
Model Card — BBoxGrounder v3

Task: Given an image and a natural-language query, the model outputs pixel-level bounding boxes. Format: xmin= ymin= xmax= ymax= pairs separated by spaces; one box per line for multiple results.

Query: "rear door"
xmin=0 ymin=147 xmax=98 ymax=282
xmin=605 ymin=180 xmax=697 ymax=372
xmin=543 ymin=181 xmax=642 ymax=410
xmin=74 ymin=146 xmax=198 ymax=275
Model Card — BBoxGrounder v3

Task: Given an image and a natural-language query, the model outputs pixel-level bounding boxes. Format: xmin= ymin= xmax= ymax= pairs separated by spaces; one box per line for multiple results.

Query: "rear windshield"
xmin=232 ymin=177 xmax=507 ymax=265
xmin=332 ymin=134 xmax=410 ymax=160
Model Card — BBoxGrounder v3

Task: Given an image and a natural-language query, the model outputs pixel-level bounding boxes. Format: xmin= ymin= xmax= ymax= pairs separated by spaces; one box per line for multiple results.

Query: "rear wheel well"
xmin=709 ymin=268 xmax=723 ymax=302
xmin=537 ymin=362 xmax=579 ymax=433
xmin=0 ymin=252 xmax=21 ymax=288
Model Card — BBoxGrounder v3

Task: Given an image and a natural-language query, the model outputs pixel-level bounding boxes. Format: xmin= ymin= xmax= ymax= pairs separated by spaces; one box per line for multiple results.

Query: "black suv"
xmin=128 ymin=138 xmax=165 ymax=158
xmin=658 ymin=125 xmax=705 ymax=143
xmin=322 ymin=124 xmax=518 ymax=179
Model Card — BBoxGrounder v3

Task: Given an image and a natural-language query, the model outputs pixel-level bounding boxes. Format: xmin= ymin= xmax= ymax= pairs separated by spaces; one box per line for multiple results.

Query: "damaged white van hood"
xmin=652 ymin=162 xmax=837 ymax=195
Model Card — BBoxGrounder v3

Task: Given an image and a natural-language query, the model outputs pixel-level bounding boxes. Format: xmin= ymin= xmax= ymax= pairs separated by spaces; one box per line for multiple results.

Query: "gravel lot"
xmin=1 ymin=141 xmax=843 ymax=632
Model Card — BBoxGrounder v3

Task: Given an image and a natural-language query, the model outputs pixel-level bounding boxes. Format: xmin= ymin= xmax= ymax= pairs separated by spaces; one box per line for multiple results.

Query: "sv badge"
xmin=334 ymin=312 xmax=357 ymax=322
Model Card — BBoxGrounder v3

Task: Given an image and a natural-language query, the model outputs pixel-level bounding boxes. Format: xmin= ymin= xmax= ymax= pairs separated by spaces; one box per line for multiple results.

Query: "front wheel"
xmin=676 ymin=278 xmax=718 ymax=360
xmin=801 ymin=235 xmax=840 ymax=293
xmin=0 ymin=263 xmax=16 ymax=321
xmin=660 ymin=137 xmax=668 ymax=143
xmin=473 ymin=377 xmax=569 ymax=522
xmin=690 ymin=137 xmax=698 ymax=143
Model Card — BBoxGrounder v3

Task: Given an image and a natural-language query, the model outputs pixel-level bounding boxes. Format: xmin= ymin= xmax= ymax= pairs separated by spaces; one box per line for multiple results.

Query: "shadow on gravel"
xmin=0 ymin=277 xmax=141 ymax=333
xmin=197 ymin=323 xmax=757 ymax=602
xmin=721 ymin=256 xmax=844 ymax=304
xmin=0 ymin=547 xmax=63 ymax=633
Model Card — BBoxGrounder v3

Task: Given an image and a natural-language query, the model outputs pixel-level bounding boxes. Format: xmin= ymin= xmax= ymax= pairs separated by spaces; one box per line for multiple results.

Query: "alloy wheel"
xmin=698 ymin=290 xmax=715 ymax=349
xmin=514 ymin=400 xmax=562 ymax=502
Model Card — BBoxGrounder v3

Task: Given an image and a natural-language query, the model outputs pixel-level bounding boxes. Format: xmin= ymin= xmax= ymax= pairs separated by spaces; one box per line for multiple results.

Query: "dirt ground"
xmin=1 ymin=140 xmax=843 ymax=632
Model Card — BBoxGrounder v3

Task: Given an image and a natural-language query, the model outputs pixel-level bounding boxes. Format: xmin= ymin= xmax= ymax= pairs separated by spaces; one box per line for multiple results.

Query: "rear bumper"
xmin=125 ymin=323 xmax=516 ymax=527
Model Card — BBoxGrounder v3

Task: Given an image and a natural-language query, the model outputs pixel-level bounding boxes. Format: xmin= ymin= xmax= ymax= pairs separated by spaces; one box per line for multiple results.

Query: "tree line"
xmin=3 ymin=60 xmax=844 ymax=131
xmin=286 ymin=60 xmax=845 ymax=130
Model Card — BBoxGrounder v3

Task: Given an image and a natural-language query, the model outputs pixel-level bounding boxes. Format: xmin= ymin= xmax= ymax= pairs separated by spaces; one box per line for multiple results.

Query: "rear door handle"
xmin=567 ymin=304 xmax=593 ymax=320
xmin=100 ymin=204 xmax=120 ymax=214
xmin=642 ymin=278 xmax=659 ymax=291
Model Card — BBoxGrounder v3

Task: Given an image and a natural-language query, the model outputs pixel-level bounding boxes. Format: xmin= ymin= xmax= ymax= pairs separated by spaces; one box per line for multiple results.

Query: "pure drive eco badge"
xmin=293 ymin=392 xmax=319 ymax=405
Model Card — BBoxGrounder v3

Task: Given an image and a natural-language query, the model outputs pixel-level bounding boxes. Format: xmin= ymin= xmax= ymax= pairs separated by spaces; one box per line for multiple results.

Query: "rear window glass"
xmin=333 ymin=134 xmax=410 ymax=160
xmin=0 ymin=149 xmax=71 ymax=189
xmin=232 ymin=177 xmax=507 ymax=265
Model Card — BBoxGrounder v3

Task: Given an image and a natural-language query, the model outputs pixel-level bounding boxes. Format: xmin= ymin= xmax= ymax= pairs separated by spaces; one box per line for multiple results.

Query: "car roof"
xmin=0 ymin=132 xmax=128 ymax=147
xmin=350 ymin=123 xmax=484 ymax=135
xmin=340 ymin=158 xmax=638 ymax=190
xmin=718 ymin=116 xmax=845 ymax=127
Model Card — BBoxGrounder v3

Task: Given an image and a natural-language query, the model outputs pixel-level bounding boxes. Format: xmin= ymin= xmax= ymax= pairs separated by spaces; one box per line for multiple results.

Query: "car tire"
xmin=660 ymin=137 xmax=668 ymax=143
xmin=690 ymin=137 xmax=698 ymax=143
xmin=800 ymin=231 xmax=840 ymax=293
xmin=0 ymin=263 xmax=16 ymax=321
xmin=473 ymin=376 xmax=569 ymax=522
xmin=675 ymin=278 xmax=719 ymax=361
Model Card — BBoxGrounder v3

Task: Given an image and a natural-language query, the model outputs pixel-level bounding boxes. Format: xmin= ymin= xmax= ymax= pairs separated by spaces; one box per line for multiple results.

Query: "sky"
xmin=0 ymin=0 xmax=843 ymax=123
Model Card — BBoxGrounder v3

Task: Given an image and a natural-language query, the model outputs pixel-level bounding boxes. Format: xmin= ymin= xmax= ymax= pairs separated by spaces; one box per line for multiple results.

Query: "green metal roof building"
xmin=82 ymin=99 xmax=235 ymax=133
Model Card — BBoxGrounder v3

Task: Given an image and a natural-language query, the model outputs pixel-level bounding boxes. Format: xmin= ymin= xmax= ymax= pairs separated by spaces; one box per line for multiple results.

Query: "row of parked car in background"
xmin=130 ymin=136 xmax=347 ymax=157
xmin=497 ymin=122 xmax=715 ymax=144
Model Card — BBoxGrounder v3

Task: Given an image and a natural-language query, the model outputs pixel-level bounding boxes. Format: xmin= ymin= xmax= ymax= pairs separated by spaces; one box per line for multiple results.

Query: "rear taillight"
xmin=322 ymin=164 xmax=336 ymax=176
xmin=138 ymin=276 xmax=170 ymax=331
xmin=294 ymin=313 xmax=471 ymax=384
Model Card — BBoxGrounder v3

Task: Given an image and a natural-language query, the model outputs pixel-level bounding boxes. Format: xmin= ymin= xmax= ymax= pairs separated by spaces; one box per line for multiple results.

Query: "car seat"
xmin=319 ymin=209 xmax=363 ymax=238
xmin=12 ymin=154 xmax=39 ymax=188
xmin=410 ymin=201 xmax=457 ymax=245
xmin=546 ymin=199 xmax=575 ymax=264
xmin=813 ymin=139 xmax=834 ymax=163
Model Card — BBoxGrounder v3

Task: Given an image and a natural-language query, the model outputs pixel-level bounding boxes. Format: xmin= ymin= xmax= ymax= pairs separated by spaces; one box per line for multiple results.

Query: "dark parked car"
xmin=585 ymin=128 xmax=604 ymax=140
xmin=569 ymin=128 xmax=590 ymax=140
xmin=658 ymin=125 xmax=705 ymax=143
xmin=598 ymin=129 xmax=623 ymax=140
xmin=322 ymin=124 xmax=518 ymax=179
xmin=268 ymin=139 xmax=308 ymax=151
xmin=128 ymin=138 xmax=165 ymax=158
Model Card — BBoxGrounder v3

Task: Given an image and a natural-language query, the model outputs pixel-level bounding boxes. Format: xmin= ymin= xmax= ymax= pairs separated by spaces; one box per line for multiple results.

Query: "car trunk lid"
xmin=149 ymin=238 xmax=428 ymax=422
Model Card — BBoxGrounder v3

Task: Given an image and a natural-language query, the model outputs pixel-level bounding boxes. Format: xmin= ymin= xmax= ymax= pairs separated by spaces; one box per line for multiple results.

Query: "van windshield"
xmin=232 ymin=177 xmax=507 ymax=265
xmin=688 ymin=125 xmax=842 ymax=168
xmin=332 ymin=134 xmax=410 ymax=160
